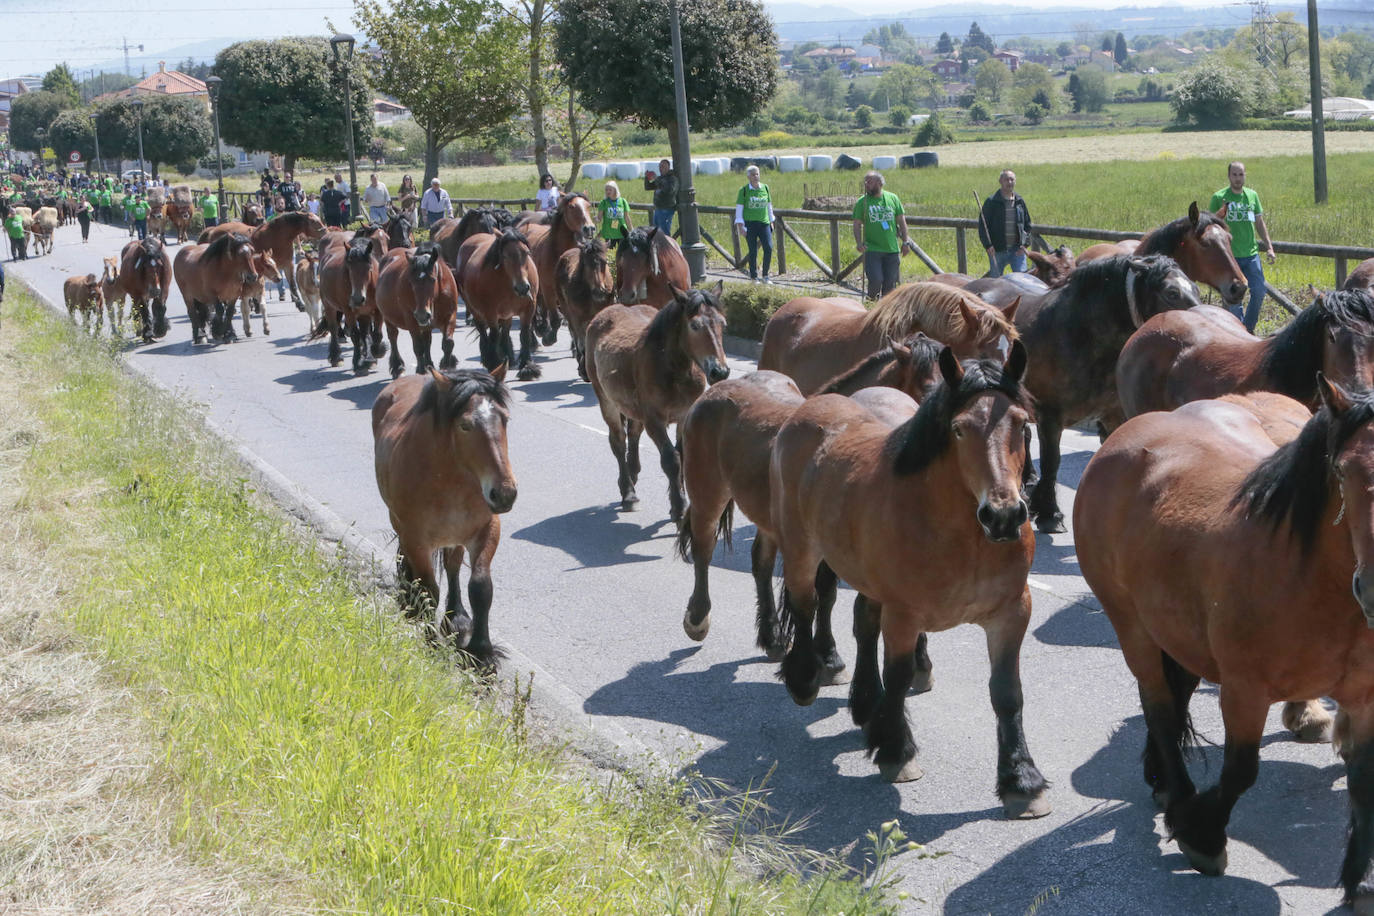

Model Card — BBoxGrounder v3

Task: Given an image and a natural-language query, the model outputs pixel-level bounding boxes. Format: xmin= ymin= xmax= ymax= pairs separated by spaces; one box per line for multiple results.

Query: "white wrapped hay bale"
xmin=581 ymin=162 xmax=607 ymax=180
xmin=778 ymin=155 xmax=805 ymax=172
xmin=697 ymin=158 xmax=724 ymax=176
xmin=872 ymin=155 xmax=898 ymax=170
xmin=611 ymin=161 xmax=643 ymax=180
xmin=806 ymin=155 xmax=833 ymax=171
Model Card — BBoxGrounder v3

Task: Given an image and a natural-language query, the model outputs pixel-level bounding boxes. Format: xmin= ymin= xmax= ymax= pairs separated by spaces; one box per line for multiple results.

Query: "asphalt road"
xmin=9 ymin=220 xmax=1352 ymax=915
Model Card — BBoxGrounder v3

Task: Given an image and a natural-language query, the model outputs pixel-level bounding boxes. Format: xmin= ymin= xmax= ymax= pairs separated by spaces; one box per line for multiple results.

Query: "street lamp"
xmin=131 ymin=97 xmax=146 ymax=188
xmin=206 ymin=76 xmax=225 ymax=213
xmin=34 ymin=127 xmax=45 ymax=173
xmin=330 ymin=33 xmax=360 ymax=224
xmin=88 ymin=113 xmax=102 ymax=176
xmin=668 ymin=0 xmax=707 ymax=283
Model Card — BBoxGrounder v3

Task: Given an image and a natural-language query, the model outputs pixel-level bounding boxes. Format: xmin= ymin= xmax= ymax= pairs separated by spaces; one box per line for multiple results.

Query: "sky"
xmin=0 ymin=0 xmax=1262 ymax=78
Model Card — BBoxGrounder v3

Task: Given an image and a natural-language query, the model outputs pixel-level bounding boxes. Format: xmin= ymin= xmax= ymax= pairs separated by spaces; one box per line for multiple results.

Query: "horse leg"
xmin=1029 ymin=408 xmax=1066 ymax=533
xmin=222 ymin=301 xmax=239 ymax=342
xmin=327 ymin=316 xmax=343 ymax=367
xmin=189 ymin=300 xmax=204 ymax=345
xmin=416 ymin=326 xmax=434 ymax=374
xmin=1282 ymin=699 xmax=1335 ymax=743
xmin=515 ymin=313 xmax=542 ymax=380
xmin=539 ymin=299 xmax=560 ymax=347
xmin=388 ymin=324 xmax=404 ymax=378
xmin=460 ymin=519 xmax=501 ymax=670
xmin=369 ymin=321 xmax=386 ymax=360
xmin=261 ymin=297 xmax=271 ymax=336
xmin=850 ymin=594 xmax=883 ymax=729
xmin=500 ymin=320 xmax=517 ymax=370
xmin=476 ymin=324 xmax=495 ymax=370
xmin=1167 ymin=684 xmax=1265 ymax=876
xmin=625 ymin=419 xmax=643 ymax=488
xmin=1020 ymin=425 xmax=1039 ymax=491
xmin=350 ymin=321 xmax=367 ymax=374
xmin=778 ymin=548 xmax=825 ymax=706
xmin=437 ymin=546 xmax=471 ymax=647
xmin=868 ymin=605 xmax=921 ymax=782
xmin=752 ymin=534 xmax=790 ymax=660
xmin=396 ymin=541 xmax=440 ymax=620
xmin=598 ymin=404 xmax=637 ymax=510
xmin=241 ymin=297 xmax=253 ymax=337
xmin=912 ymin=632 xmax=933 ymax=694
xmin=983 ymin=592 xmax=1050 ymax=817
xmin=813 ymin=561 xmax=849 ymax=686
xmin=644 ymin=420 xmax=683 ymax=524
xmin=1338 ymin=708 xmax=1374 ymax=908
xmin=439 ymin=329 xmax=457 ymax=370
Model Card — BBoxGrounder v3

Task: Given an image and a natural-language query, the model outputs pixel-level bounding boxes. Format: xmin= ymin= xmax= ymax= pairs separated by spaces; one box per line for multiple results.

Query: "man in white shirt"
xmin=362 ymin=174 xmax=391 ymax=225
xmin=420 ymin=179 xmax=453 ymax=228
xmin=333 ymin=171 xmax=350 ymax=195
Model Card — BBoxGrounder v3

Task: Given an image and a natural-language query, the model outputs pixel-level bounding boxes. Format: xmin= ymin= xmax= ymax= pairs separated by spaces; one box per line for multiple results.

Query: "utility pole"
xmin=670 ymin=0 xmax=706 ymax=283
xmin=1307 ymin=0 xmax=1327 ymax=204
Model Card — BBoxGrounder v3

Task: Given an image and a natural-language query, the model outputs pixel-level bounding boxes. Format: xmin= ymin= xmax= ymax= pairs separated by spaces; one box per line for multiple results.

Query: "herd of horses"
xmin=58 ymin=192 xmax=1374 ymax=907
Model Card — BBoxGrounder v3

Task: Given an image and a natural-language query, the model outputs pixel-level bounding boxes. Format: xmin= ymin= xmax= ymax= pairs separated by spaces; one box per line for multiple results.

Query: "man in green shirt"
xmin=5 ymin=210 xmax=27 ymax=261
xmin=201 ymin=192 xmax=220 ymax=228
xmin=733 ymin=165 xmax=774 ymax=282
xmin=1209 ymin=161 xmax=1275 ymax=332
xmin=131 ymin=196 xmax=149 ymax=240
xmin=852 ymin=171 xmax=913 ymax=299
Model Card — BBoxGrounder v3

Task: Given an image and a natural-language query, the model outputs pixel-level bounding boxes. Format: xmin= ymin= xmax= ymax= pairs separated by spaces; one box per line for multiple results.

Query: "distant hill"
xmin=88 ymin=36 xmax=327 ymax=77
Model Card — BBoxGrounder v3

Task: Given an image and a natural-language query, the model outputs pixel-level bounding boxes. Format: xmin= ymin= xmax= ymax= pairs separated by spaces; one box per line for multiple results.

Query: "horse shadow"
xmin=327 ymin=377 xmax=388 ymax=411
xmin=937 ymin=714 xmax=1346 ymax=915
xmin=514 ymin=377 xmax=598 ymax=407
xmin=1031 ymin=595 xmax=1116 ymax=649
xmin=135 ymin=338 xmax=201 ymax=358
xmin=512 ymin=504 xmax=670 ymax=568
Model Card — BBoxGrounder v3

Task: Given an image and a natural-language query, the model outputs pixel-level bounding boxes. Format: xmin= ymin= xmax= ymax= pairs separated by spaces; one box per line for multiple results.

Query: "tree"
xmin=1011 ymin=62 xmax=1056 ymax=112
xmin=1114 ymin=33 xmax=1128 ymax=67
xmin=1101 ymin=34 xmax=1113 ymax=53
xmin=1056 ymin=41 xmax=1073 ymax=59
xmin=47 ymin=108 xmax=96 ymax=164
xmin=1171 ymin=58 xmax=1254 ymax=127
xmin=966 ymin=22 xmax=996 ymax=56
xmin=879 ymin=63 xmax=940 ymax=110
xmin=8 ymin=91 xmax=70 ymax=152
xmin=888 ymin=105 xmax=911 ymax=127
xmin=912 ymin=108 xmax=954 ymax=145
xmin=968 ymin=100 xmax=992 ymax=122
xmin=1066 ymin=73 xmax=1081 ymax=112
xmin=42 ymin=64 xmax=80 ymax=107
xmin=175 ymin=57 xmax=215 ymax=80
xmin=1270 ymin=12 xmax=1307 ymax=69
xmin=1138 ymin=77 xmax=1166 ymax=101
xmin=354 ymin=0 xmax=524 ymax=186
xmin=1024 ymin=103 xmax=1046 ymax=124
xmin=556 ymin=0 xmax=778 ymax=176
xmin=853 ymin=104 xmax=873 ymax=128
xmin=138 ymin=95 xmax=213 ymax=178
xmin=974 ymin=58 xmax=1011 ymax=103
xmin=77 ymin=71 xmax=136 ymax=104
xmin=213 ymin=38 xmax=374 ymax=175
xmin=936 ymin=32 xmax=955 ymax=55
xmin=845 ymin=82 xmax=870 ymax=109
xmin=509 ymin=0 xmax=556 ymax=182
xmin=816 ymin=67 xmax=843 ymax=106
xmin=1070 ymin=65 xmax=1109 ymax=113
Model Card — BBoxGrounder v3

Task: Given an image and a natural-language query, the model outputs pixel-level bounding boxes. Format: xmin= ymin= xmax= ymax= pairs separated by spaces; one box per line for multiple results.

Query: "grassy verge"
xmin=3 ymin=282 xmax=905 ymax=914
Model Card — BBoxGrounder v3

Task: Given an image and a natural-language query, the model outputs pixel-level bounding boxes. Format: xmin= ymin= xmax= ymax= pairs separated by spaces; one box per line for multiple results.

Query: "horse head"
xmin=1311 ymin=289 xmax=1374 ymax=396
xmin=83 ymin=273 xmax=103 ymax=304
xmin=427 ymin=365 xmax=518 ymax=514
xmin=1026 ymin=246 xmax=1076 ymax=288
xmin=889 ymin=332 xmax=945 ymax=402
xmin=1173 ymin=202 xmax=1247 ymax=305
xmin=668 ymin=281 xmax=729 ymax=384
xmin=101 ymin=256 xmax=118 ymax=284
xmin=1307 ymin=376 xmax=1374 ymax=623
xmin=304 ymin=212 xmax=327 ymax=239
xmin=578 ymin=238 xmax=613 ymax=306
xmin=1125 ymin=254 xmax=1203 ymax=327
xmin=345 ymin=237 xmax=377 ymax=310
xmin=254 ymin=249 xmax=280 ymax=284
xmin=559 ymin=193 xmax=595 ymax=241
xmin=387 ymin=212 xmax=414 ymax=249
xmin=408 ymin=242 xmax=443 ymax=327
xmin=483 ymin=229 xmax=535 ymax=301
xmin=616 ymin=228 xmax=660 ymax=304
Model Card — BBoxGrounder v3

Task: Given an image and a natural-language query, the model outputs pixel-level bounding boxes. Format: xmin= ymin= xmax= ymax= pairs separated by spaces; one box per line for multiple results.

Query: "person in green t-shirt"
xmin=5 ymin=211 xmax=27 ymax=261
xmin=98 ymin=188 xmax=112 ymax=223
xmin=851 ymin=171 xmax=913 ymax=300
xmin=1208 ymin=161 xmax=1275 ymax=333
xmin=597 ymin=181 xmax=632 ymax=246
xmin=131 ymin=196 xmax=149 ymax=240
xmin=733 ymin=165 xmax=774 ymax=282
xmin=200 ymin=192 xmax=220 ymax=227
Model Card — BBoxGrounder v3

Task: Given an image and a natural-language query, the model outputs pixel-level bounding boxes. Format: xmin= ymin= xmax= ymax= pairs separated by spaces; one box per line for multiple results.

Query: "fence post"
xmin=774 ymin=216 xmax=786 ymax=276
xmin=731 ymin=223 xmax=742 ymax=269
xmin=956 ymin=227 xmax=967 ymax=274
xmin=1336 ymin=255 xmax=1348 ymax=289
xmin=830 ymin=216 xmax=841 ymax=279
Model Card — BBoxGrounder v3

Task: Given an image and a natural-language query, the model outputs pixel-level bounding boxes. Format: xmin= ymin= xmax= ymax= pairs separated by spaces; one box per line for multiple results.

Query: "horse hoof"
xmin=821 ymin=664 xmax=851 ymax=687
xmin=1003 ymin=791 xmax=1051 ymax=819
xmin=878 ymin=759 xmax=924 ymax=783
xmin=1177 ymin=839 xmax=1226 ymax=877
xmin=620 ymin=496 xmax=639 ymax=511
xmin=1282 ymin=700 xmax=1334 ymax=743
xmin=910 ymin=668 xmax=935 ymax=695
xmin=682 ymin=610 xmax=710 ymax=642
xmin=516 ymin=365 xmax=541 ymax=381
xmin=1034 ymin=513 xmax=1066 ymax=534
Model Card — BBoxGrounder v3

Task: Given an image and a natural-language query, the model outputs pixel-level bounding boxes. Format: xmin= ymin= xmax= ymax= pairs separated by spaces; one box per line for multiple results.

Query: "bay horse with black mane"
xmin=457 ymin=228 xmax=542 ymax=381
xmin=201 ymin=211 xmax=327 ymax=306
xmin=1078 ymin=203 xmax=1247 ymax=306
xmin=1074 ymin=383 xmax=1374 ymax=907
xmin=678 ymin=334 xmax=944 ymax=673
xmin=970 ymin=254 xmax=1204 ymax=532
xmin=375 ymin=241 xmax=460 ymax=378
xmin=769 ymin=342 xmax=1048 ymax=816
xmin=554 ymin=238 xmax=615 ymax=381
xmin=317 ymin=233 xmax=388 ymax=373
xmin=431 ymin=206 xmax=517 ymax=270
xmin=173 ymin=232 xmax=264 ymax=345
xmin=586 ymin=283 xmax=730 ymax=523
xmin=523 ymin=192 xmax=597 ymax=345
xmin=615 ymin=226 xmax=692 ymax=309
xmin=373 ymin=365 xmax=517 ymax=668
xmin=115 ymin=236 xmax=172 ymax=343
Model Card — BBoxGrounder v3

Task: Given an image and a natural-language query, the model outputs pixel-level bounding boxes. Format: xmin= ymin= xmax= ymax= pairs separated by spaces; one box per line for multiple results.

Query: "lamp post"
xmin=131 ymin=97 xmax=146 ymax=188
xmin=206 ymin=76 xmax=226 ymax=213
xmin=668 ymin=0 xmax=706 ymax=283
xmin=330 ymin=33 xmax=360 ymax=224
xmin=88 ymin=113 xmax=102 ymax=176
xmin=34 ymin=127 xmax=45 ymax=173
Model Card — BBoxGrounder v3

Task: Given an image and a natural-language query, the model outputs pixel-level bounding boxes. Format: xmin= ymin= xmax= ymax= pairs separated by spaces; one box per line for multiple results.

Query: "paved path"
xmin=9 ymin=221 xmax=1350 ymax=915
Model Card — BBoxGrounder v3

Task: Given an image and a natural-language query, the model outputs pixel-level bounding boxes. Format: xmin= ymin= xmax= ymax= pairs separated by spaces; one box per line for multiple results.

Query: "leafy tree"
xmin=1170 ymin=58 xmax=1253 ymax=127
xmin=816 ymin=68 xmax=843 ymax=106
xmin=966 ymin=22 xmax=996 ymax=55
xmin=77 ymin=71 xmax=136 ymax=103
xmin=1011 ymin=62 xmax=1056 ymax=112
xmin=1066 ymin=73 xmax=1081 ymax=112
xmin=47 ymin=108 xmax=96 ymax=163
xmin=556 ymin=0 xmax=778 ymax=174
xmin=1069 ymin=65 xmax=1109 ymax=113
xmin=1101 ymin=34 xmax=1113 ymax=53
xmin=8 ymin=91 xmax=71 ymax=152
xmin=879 ymin=63 xmax=940 ymax=110
xmin=853 ymin=104 xmax=874 ymax=128
xmin=936 ymin=32 xmax=955 ymax=55
xmin=967 ymin=100 xmax=993 ymax=122
xmin=1138 ymin=77 xmax=1166 ymax=101
xmin=213 ymin=38 xmax=374 ymax=175
xmin=960 ymin=46 xmax=990 ymax=70
xmin=888 ymin=105 xmax=912 ymax=127
xmin=1024 ymin=102 xmax=1047 ymax=124
xmin=1056 ymin=41 xmax=1073 ymax=59
xmin=42 ymin=64 xmax=81 ymax=107
xmin=974 ymin=58 xmax=1011 ymax=103
xmin=912 ymin=108 xmax=954 ymax=145
xmin=1114 ymin=33 xmax=1128 ymax=67
xmin=354 ymin=0 xmax=524 ymax=186
xmin=175 ymin=57 xmax=215 ymax=80
xmin=93 ymin=99 xmax=142 ymax=163
xmin=139 ymin=94 xmax=213 ymax=178
xmin=845 ymin=82 xmax=870 ymax=109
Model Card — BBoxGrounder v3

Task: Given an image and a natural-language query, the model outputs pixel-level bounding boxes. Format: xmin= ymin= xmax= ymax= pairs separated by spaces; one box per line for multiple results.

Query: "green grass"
xmin=4 ymin=284 xmax=903 ymax=915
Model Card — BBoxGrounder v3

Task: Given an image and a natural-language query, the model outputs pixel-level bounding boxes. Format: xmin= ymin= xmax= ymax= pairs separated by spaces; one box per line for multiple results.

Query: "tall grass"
xmin=4 ymin=285 xmax=899 ymax=915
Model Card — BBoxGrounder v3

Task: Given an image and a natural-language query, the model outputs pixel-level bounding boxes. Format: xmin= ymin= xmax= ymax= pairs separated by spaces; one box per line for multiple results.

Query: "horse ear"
xmin=1318 ymin=372 xmax=1353 ymax=416
xmin=1004 ymin=338 xmax=1028 ymax=383
xmin=1000 ymin=296 xmax=1020 ymax=323
xmin=957 ymin=297 xmax=979 ymax=330
xmin=429 ymin=367 xmax=453 ymax=392
xmin=667 ymin=283 xmax=686 ymax=301
xmin=712 ymin=279 xmax=724 ymax=299
xmin=1188 ymin=201 xmax=1200 ymax=226
xmin=490 ymin=362 xmax=508 ymax=385
xmin=938 ymin=345 xmax=963 ymax=386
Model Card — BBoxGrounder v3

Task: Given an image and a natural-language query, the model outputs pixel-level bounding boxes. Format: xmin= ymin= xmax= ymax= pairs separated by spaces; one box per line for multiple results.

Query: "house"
xmin=374 ymin=98 xmax=411 ymax=125
xmin=803 ymin=46 xmax=857 ymax=65
xmin=931 ymin=58 xmax=963 ymax=79
xmin=0 ymin=76 xmax=42 ymax=131
xmin=992 ymin=50 xmax=1022 ymax=72
xmin=132 ymin=62 xmax=209 ymax=104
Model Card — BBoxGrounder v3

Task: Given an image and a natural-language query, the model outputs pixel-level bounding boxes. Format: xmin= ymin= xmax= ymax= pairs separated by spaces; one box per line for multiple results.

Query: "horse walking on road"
xmin=554 ymin=238 xmax=614 ymax=382
xmin=317 ymin=234 xmax=388 ymax=373
xmin=116 ymin=236 xmax=172 ymax=343
xmin=202 ymin=211 xmax=327 ymax=306
xmin=457 ymin=229 xmax=542 ymax=381
xmin=524 ymin=192 xmax=596 ymax=345
xmin=373 ymin=366 xmax=517 ymax=669
xmin=375 ymin=242 xmax=460 ymax=378
xmin=173 ymin=232 xmax=264 ymax=345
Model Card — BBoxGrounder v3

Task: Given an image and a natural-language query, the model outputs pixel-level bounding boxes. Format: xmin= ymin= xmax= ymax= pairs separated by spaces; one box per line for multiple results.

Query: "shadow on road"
xmin=513 ymin=503 xmax=670 ymax=567
xmin=328 ymin=378 xmax=388 ymax=411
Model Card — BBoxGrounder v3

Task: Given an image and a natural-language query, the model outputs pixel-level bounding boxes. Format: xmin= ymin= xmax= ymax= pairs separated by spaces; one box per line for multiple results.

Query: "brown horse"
xmin=100 ymin=256 xmax=125 ymax=336
xmin=554 ymin=238 xmax=614 ymax=381
xmin=202 ymin=211 xmax=327 ymax=306
xmin=173 ymin=232 xmax=261 ymax=345
xmin=240 ymin=203 xmax=263 ymax=226
xmin=769 ymin=343 xmax=1048 ymax=814
xmin=1117 ymin=291 xmax=1374 ymax=419
xmin=932 ymin=248 xmax=1074 ymax=289
xmin=1345 ymin=257 xmax=1374 ymax=293
xmin=294 ymin=250 xmax=322 ymax=332
xmin=166 ymin=200 xmax=193 ymax=244
xmin=456 ymin=229 xmax=541 ymax=381
xmin=382 ymin=210 xmax=414 ymax=250
xmin=236 ymin=248 xmax=284 ymax=338
xmin=524 ymin=192 xmax=596 ymax=344
xmin=1073 ymin=384 xmax=1374 ymax=905
xmin=116 ymin=236 xmax=172 ymax=343
xmin=373 ymin=365 xmax=517 ymax=668
xmin=431 ymin=207 xmax=517 ymax=270
xmin=677 ymin=334 xmax=944 ymax=669
xmin=586 ymin=283 xmax=730 ymax=523
xmin=614 ymin=226 xmax=692 ymax=309
xmin=969 ymin=254 xmax=1205 ymax=531
xmin=1078 ymin=203 xmax=1247 ymax=305
xmin=317 ymin=234 xmax=388 ymax=372
xmin=63 ymin=273 xmax=105 ymax=334
xmin=375 ymin=242 xmax=461 ymax=378
xmin=758 ymin=283 xmax=1020 ymax=396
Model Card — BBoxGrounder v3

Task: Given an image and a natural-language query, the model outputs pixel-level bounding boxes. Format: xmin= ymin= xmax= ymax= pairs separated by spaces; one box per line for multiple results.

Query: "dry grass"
xmin=0 ymin=336 xmax=293 ymax=915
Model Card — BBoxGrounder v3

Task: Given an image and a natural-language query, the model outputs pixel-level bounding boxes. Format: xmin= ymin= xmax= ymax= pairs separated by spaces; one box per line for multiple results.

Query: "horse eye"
xmin=459 ymin=419 xmax=474 ymax=431
xmin=689 ymin=318 xmax=703 ymax=331
xmin=952 ymin=425 xmax=964 ymax=439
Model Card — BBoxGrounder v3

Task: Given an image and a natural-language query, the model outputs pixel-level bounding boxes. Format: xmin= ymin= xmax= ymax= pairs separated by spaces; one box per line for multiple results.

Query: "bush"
xmin=1024 ymin=103 xmax=1047 ymax=124
xmin=199 ymin=153 xmax=236 ymax=172
xmin=175 ymin=159 xmax=200 ymax=176
xmin=967 ymin=100 xmax=993 ymax=122
xmin=853 ymin=104 xmax=874 ymax=129
xmin=912 ymin=109 xmax=955 ymax=146
xmin=1171 ymin=58 xmax=1254 ymax=127
xmin=888 ymin=105 xmax=912 ymax=128
xmin=757 ymin=129 xmax=793 ymax=146
xmin=957 ymin=92 xmax=976 ymax=108
xmin=714 ymin=281 xmax=794 ymax=341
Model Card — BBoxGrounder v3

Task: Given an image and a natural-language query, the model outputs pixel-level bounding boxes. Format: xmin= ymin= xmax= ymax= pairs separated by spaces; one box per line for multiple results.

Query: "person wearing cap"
xmin=852 ymin=170 xmax=913 ymax=299
xmin=421 ymin=179 xmax=452 ymax=228
xmin=734 ymin=165 xmax=774 ymax=282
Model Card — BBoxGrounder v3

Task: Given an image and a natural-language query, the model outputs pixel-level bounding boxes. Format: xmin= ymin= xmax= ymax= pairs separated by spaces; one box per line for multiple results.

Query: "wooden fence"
xmin=452 ymin=197 xmax=1374 ymax=315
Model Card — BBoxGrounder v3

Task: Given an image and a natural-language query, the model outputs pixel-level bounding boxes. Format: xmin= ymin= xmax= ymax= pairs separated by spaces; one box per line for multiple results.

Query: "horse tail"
xmin=674 ymin=512 xmax=694 ymax=563
xmin=674 ymin=498 xmax=734 ymax=563
xmin=716 ymin=500 xmax=734 ymax=553
xmin=1161 ymin=650 xmax=1204 ymax=761
xmin=308 ymin=317 xmax=330 ymax=341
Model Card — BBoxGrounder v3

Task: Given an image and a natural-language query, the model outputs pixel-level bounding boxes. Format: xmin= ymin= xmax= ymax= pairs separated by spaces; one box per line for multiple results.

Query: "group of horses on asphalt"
xmin=53 ymin=189 xmax=1374 ymax=908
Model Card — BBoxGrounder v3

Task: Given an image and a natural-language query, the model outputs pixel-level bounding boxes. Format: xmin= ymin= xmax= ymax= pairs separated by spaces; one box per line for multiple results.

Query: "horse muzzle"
xmin=1223 ymin=279 xmax=1247 ymax=306
xmin=514 ymin=282 xmax=532 ymax=300
xmin=701 ymin=359 xmax=730 ymax=385
xmin=1353 ymin=569 xmax=1374 ymax=628
xmin=412 ymin=308 xmax=433 ymax=327
xmin=348 ymin=293 xmax=365 ymax=311
xmin=486 ymin=482 xmax=518 ymax=514
xmin=978 ymin=498 xmax=1029 ymax=543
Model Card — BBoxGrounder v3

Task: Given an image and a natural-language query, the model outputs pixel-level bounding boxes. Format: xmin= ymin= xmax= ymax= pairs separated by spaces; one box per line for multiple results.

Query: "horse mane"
xmin=863 ymin=282 xmax=1018 ymax=345
xmin=1137 ymin=210 xmax=1228 ymax=257
xmin=482 ymin=228 xmax=529 ymax=270
xmin=456 ymin=207 xmax=517 ymax=241
xmin=646 ymin=286 xmax=716 ymax=357
xmin=553 ymin=192 xmax=590 ymax=225
xmin=139 ymin=236 xmax=163 ymax=259
xmin=576 ymin=237 xmax=608 ymax=272
xmin=1232 ymin=391 xmax=1374 ymax=553
xmin=346 ymin=235 xmax=375 ymax=263
xmin=203 ymin=232 xmax=246 ymax=261
xmin=620 ymin=227 xmax=662 ymax=276
xmin=892 ymin=354 xmax=1034 ymax=476
xmin=1057 ymin=253 xmax=1178 ymax=319
xmin=1260 ymin=289 xmax=1374 ymax=402
xmin=410 ymin=368 xmax=511 ymax=428
xmin=410 ymin=241 xmax=441 ymax=280
xmin=817 ymin=333 xmax=943 ymax=396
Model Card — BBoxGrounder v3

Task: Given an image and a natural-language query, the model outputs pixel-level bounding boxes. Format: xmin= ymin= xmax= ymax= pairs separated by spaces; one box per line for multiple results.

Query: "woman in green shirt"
xmin=733 ymin=166 xmax=774 ymax=282
xmin=597 ymin=181 xmax=632 ymax=248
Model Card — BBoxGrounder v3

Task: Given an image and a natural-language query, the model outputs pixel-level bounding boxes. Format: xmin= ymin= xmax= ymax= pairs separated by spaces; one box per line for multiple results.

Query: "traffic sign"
xmin=68 ymin=151 xmax=81 ymax=163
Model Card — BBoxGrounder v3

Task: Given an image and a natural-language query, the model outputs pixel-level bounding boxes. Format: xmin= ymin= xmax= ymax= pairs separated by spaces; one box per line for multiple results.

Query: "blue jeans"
xmin=135 ymin=219 xmax=146 ymax=240
xmin=865 ymin=250 xmax=901 ymax=299
xmin=1229 ymin=254 xmax=1266 ymax=332
xmin=988 ymin=248 xmax=1027 ymax=275
xmin=652 ymin=208 xmax=674 ymax=236
xmin=368 ymin=205 xmax=387 ymax=225
xmin=744 ymin=221 xmax=772 ymax=278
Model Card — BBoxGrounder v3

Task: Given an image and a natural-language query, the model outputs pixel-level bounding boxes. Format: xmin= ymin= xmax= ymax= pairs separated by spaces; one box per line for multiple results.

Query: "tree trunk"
xmin=526 ymin=0 xmax=549 ymax=181
xmin=563 ymin=92 xmax=581 ymax=194
xmin=150 ymin=161 xmax=160 ymax=180
xmin=423 ymin=128 xmax=440 ymax=188
xmin=284 ymin=153 xmax=297 ymax=175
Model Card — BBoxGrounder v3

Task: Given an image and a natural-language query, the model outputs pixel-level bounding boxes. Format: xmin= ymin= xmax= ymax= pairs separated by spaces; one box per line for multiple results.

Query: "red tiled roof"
xmin=132 ymin=63 xmax=206 ymax=96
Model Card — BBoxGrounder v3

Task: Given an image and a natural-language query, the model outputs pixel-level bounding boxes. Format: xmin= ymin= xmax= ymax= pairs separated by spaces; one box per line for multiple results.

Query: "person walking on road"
xmin=131 ymin=195 xmax=149 ymax=240
xmin=644 ymin=159 xmax=677 ymax=236
xmin=978 ymin=170 xmax=1032 ymax=277
xmin=734 ymin=165 xmax=774 ymax=282
xmin=200 ymin=190 xmax=219 ymax=229
xmin=362 ymin=174 xmax=390 ymax=225
xmin=852 ymin=170 xmax=913 ymax=299
xmin=76 ymin=196 xmax=91 ymax=242
xmin=4 ymin=209 xmax=26 ymax=261
xmin=1209 ymin=161 xmax=1276 ymax=333
xmin=420 ymin=179 xmax=452 ymax=229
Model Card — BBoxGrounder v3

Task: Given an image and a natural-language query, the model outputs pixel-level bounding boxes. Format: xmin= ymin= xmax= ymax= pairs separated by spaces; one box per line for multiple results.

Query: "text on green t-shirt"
xmin=853 ymin=190 xmax=905 ymax=254
xmin=736 ymin=183 xmax=771 ymax=223
xmin=1208 ymin=186 xmax=1263 ymax=258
